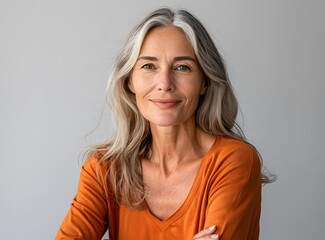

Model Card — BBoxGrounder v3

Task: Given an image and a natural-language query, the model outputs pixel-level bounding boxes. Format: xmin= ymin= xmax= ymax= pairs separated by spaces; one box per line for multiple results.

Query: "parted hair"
xmin=87 ymin=8 xmax=275 ymax=208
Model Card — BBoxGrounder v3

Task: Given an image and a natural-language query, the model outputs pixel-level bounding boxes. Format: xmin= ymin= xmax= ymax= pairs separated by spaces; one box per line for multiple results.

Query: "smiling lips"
xmin=150 ymin=99 xmax=181 ymax=108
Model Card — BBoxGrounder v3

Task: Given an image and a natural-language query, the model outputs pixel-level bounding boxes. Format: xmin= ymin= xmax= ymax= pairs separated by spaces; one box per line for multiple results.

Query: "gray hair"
xmin=90 ymin=8 xmax=274 ymax=208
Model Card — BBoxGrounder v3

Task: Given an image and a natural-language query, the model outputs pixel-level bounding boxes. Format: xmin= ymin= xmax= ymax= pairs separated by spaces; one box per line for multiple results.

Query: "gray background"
xmin=1 ymin=0 xmax=324 ymax=239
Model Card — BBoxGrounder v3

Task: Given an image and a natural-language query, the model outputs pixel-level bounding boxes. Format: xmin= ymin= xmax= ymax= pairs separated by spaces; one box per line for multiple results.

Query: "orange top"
xmin=56 ymin=137 xmax=261 ymax=240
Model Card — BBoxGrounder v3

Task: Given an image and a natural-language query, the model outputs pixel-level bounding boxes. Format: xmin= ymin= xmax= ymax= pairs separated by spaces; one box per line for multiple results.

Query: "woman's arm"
xmin=204 ymin=145 xmax=262 ymax=240
xmin=55 ymin=157 xmax=109 ymax=240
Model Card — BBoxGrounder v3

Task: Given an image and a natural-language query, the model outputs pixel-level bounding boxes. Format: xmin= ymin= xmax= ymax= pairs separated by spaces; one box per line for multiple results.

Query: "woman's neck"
xmin=148 ymin=122 xmax=214 ymax=176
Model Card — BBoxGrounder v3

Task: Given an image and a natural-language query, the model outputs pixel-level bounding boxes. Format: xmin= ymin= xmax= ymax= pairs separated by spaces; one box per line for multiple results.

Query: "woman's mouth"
xmin=150 ymin=99 xmax=181 ymax=108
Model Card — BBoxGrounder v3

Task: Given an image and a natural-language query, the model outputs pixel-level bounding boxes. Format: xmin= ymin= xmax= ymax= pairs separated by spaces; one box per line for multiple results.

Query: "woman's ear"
xmin=199 ymin=74 xmax=208 ymax=95
xmin=200 ymin=84 xmax=207 ymax=95
xmin=128 ymin=77 xmax=135 ymax=93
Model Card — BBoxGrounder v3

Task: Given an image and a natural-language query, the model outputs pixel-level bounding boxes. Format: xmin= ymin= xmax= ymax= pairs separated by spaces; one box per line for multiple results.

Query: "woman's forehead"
xmin=139 ymin=26 xmax=196 ymax=57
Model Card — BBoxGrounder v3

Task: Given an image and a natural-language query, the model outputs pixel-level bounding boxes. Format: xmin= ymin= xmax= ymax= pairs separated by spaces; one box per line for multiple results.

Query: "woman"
xmin=56 ymin=8 xmax=274 ymax=240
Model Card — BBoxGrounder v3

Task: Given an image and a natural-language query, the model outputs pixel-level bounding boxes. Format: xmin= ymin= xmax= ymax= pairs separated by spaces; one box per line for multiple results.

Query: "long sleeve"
xmin=55 ymin=138 xmax=262 ymax=240
xmin=204 ymin=143 xmax=262 ymax=239
xmin=56 ymin=157 xmax=109 ymax=240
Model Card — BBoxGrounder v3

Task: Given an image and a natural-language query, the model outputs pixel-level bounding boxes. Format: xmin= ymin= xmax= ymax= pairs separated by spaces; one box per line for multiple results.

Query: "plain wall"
xmin=1 ymin=0 xmax=324 ymax=239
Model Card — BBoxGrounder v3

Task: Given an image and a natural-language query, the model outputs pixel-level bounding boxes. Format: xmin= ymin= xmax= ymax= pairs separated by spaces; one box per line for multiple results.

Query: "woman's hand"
xmin=193 ymin=226 xmax=219 ymax=239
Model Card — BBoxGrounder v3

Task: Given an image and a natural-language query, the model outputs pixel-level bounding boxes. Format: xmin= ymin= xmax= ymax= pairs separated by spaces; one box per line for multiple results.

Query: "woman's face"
xmin=129 ymin=26 xmax=206 ymax=127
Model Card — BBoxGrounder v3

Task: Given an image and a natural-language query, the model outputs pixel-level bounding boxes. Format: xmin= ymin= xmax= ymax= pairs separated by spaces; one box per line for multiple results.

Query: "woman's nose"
xmin=156 ymin=69 xmax=175 ymax=92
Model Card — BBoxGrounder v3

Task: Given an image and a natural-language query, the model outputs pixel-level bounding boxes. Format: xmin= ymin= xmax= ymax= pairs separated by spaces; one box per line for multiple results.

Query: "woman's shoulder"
xmin=203 ymin=137 xmax=261 ymax=181
xmin=206 ymin=136 xmax=260 ymax=169
xmin=214 ymin=136 xmax=258 ymax=155
xmin=83 ymin=150 xmax=109 ymax=174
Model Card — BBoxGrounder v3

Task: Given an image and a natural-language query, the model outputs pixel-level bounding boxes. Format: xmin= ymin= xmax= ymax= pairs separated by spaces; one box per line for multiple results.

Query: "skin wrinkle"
xmin=56 ymin=8 xmax=265 ymax=240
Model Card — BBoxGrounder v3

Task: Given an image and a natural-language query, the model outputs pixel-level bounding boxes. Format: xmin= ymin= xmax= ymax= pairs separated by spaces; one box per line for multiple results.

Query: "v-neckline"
xmin=142 ymin=137 xmax=220 ymax=231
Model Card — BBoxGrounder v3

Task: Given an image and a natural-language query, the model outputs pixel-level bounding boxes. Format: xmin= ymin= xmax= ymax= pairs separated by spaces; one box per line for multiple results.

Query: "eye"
xmin=175 ymin=65 xmax=191 ymax=72
xmin=141 ymin=63 xmax=156 ymax=70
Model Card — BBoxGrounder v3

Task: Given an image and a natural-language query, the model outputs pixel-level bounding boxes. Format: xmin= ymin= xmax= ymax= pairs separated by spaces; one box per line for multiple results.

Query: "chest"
xmin=142 ymin=160 xmax=201 ymax=220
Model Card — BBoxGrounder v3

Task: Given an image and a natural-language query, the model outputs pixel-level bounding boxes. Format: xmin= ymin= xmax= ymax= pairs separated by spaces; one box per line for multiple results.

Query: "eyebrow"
xmin=136 ymin=56 xmax=197 ymax=62
xmin=173 ymin=56 xmax=197 ymax=62
xmin=137 ymin=56 xmax=158 ymax=61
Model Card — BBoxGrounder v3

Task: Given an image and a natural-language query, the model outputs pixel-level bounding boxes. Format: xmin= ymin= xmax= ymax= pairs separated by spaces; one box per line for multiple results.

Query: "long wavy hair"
xmin=87 ymin=8 xmax=275 ymax=208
